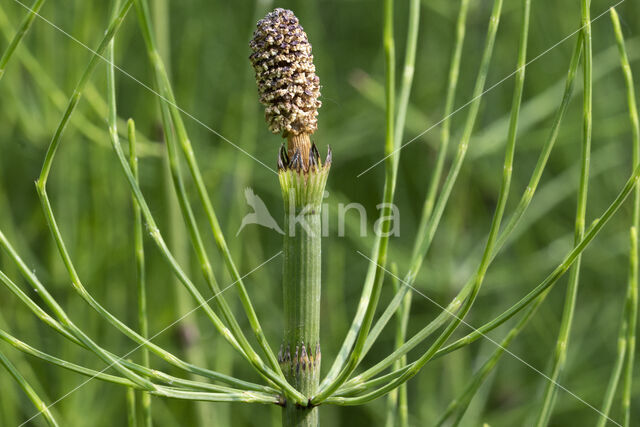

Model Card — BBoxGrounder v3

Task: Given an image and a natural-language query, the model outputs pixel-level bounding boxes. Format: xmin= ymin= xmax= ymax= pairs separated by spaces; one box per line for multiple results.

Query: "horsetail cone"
xmin=249 ymin=8 xmax=323 ymax=168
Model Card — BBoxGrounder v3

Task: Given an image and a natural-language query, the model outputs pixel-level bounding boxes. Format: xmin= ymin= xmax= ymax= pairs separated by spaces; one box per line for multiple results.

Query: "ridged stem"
xmin=279 ymin=165 xmax=330 ymax=427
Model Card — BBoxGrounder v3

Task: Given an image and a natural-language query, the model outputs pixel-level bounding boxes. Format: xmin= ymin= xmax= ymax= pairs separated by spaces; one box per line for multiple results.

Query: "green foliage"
xmin=0 ymin=0 xmax=639 ymax=426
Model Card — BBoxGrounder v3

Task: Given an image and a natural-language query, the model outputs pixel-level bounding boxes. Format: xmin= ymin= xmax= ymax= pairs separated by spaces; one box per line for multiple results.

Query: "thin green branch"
xmin=0 ymin=323 xmax=280 ymax=400
xmin=329 ymin=157 xmax=640 ymax=403
xmin=0 ymin=6 xmax=159 ymax=157
xmin=127 ymin=120 xmax=152 ymax=426
xmin=435 ymin=290 xmax=546 ymax=426
xmin=0 ymin=0 xmax=46 ymax=80
xmin=343 ymin=35 xmax=583 ymax=389
xmin=535 ymin=2 xmax=592 ymax=424
xmin=313 ymin=0 xmax=398 ymax=403
xmin=411 ymin=0 xmax=469 ymax=277
xmin=342 ymin=0 xmax=505 ymax=401
xmin=609 ymin=8 xmax=639 ymax=427
xmin=432 ymin=2 xmax=531 ymax=422
xmin=107 ymin=0 xmax=154 ymax=418
xmin=384 ymin=265 xmax=411 ymax=427
xmin=0 ymin=348 xmax=58 ymax=427
xmin=131 ymin=0 xmax=283 ymax=377
xmin=363 ymin=0 xmax=447 ymax=361
xmin=36 ymin=0 xmax=133 ymax=186
xmin=0 ymin=230 xmax=274 ymax=393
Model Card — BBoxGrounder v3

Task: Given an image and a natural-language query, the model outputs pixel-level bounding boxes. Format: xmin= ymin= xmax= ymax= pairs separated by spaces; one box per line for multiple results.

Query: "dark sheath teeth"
xmin=278 ymin=144 xmax=290 ymax=170
xmin=291 ymin=149 xmax=303 ymax=171
xmin=276 ymin=143 xmax=331 ymax=173
xmin=308 ymin=146 xmax=318 ymax=170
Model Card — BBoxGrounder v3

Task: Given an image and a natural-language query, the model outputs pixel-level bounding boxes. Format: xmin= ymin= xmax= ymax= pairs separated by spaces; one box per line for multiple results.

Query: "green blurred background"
xmin=1 ymin=0 xmax=640 ymax=425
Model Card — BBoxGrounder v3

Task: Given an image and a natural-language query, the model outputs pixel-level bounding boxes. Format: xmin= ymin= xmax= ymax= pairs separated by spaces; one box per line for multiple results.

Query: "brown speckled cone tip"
xmin=249 ymin=8 xmax=321 ymax=137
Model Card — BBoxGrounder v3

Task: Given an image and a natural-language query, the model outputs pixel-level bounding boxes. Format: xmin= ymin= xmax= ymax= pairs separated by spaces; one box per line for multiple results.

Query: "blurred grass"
xmin=0 ymin=0 xmax=639 ymax=425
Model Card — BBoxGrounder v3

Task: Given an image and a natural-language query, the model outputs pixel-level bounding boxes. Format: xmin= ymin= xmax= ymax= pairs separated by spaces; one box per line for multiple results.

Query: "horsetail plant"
xmin=250 ymin=8 xmax=329 ymax=425
xmin=1 ymin=0 xmax=640 ymax=426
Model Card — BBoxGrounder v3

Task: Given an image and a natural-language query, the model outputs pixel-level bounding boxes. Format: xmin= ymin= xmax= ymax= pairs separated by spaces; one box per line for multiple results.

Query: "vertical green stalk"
xmin=106 ymin=0 xmax=154 ymax=417
xmin=278 ymin=164 xmax=330 ymax=427
xmin=623 ymin=227 xmax=638 ymax=427
xmin=325 ymin=0 xmax=505 ymax=403
xmin=413 ymin=0 xmax=469 ymax=259
xmin=361 ymin=0 xmax=468 ymax=360
xmin=313 ymin=0 xmax=396 ymax=402
xmin=609 ymin=8 xmax=639 ymax=427
xmin=0 ymin=0 xmax=46 ymax=80
xmin=353 ymin=36 xmax=583 ymax=385
xmin=128 ymin=121 xmax=152 ymax=427
xmin=102 ymin=0 xmax=154 ymax=421
xmin=536 ymin=1 xmax=592 ymax=424
xmin=385 ymin=265 xmax=411 ymax=427
xmin=389 ymin=6 xmax=419 ymax=420
xmin=127 ymin=385 xmax=138 ymax=427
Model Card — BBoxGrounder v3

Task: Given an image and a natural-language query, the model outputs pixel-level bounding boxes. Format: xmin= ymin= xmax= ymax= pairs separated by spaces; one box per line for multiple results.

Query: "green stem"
xmin=0 ymin=349 xmax=58 ymax=427
xmin=0 ymin=0 xmax=46 ymax=80
xmin=535 ymin=2 xmax=592 ymax=424
xmin=361 ymin=0 xmax=468 ymax=360
xmin=0 ymin=230 xmax=271 ymax=392
xmin=127 ymin=120 xmax=152 ymax=427
xmin=345 ymin=31 xmax=583 ymax=392
xmin=384 ymin=265 xmax=411 ymax=427
xmin=104 ymin=0 xmax=153 ymax=417
xmin=314 ymin=0 xmax=397 ymax=403
xmin=436 ymin=291 xmax=547 ymax=427
xmin=596 ymin=296 xmax=628 ymax=427
xmin=328 ymin=140 xmax=640 ymax=406
xmin=127 ymin=385 xmax=138 ymax=427
xmin=412 ymin=0 xmax=468 ymax=266
xmin=609 ymin=8 xmax=639 ymax=427
xmin=132 ymin=0 xmax=282 ymax=376
xmin=340 ymin=0 xmax=505 ymax=391
xmin=279 ymin=165 xmax=330 ymax=427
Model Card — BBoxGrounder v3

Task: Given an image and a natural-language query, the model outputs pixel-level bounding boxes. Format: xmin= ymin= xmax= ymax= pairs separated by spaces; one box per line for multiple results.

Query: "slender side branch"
xmin=536 ymin=2 xmax=592 ymax=424
xmin=0 ymin=0 xmax=47 ymax=80
xmin=328 ymin=160 xmax=640 ymax=404
xmin=345 ymin=35 xmax=583 ymax=388
xmin=609 ymin=8 xmax=639 ymax=427
xmin=313 ymin=0 xmax=398 ymax=403
xmin=0 ymin=349 xmax=58 ymax=427
xmin=132 ymin=0 xmax=283 ymax=375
